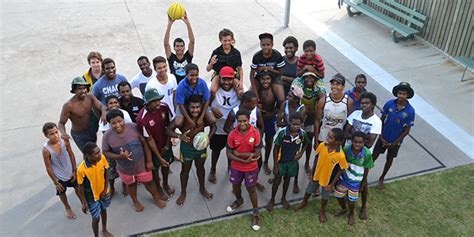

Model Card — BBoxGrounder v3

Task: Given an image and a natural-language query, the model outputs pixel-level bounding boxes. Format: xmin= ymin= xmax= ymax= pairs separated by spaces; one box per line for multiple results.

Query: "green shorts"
xmin=180 ymin=142 xmax=206 ymax=163
xmin=278 ymin=160 xmax=298 ymax=177
xmin=152 ymin=147 xmax=173 ymax=169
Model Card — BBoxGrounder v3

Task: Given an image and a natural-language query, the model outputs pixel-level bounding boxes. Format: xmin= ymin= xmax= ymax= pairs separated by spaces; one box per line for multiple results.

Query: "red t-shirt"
xmin=227 ymin=126 xmax=262 ymax=172
xmin=297 ymin=53 xmax=325 ymax=75
xmin=135 ymin=103 xmax=171 ymax=149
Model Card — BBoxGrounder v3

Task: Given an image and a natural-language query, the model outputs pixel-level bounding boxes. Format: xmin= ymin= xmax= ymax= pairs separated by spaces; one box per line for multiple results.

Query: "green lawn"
xmin=155 ymin=164 xmax=474 ymax=236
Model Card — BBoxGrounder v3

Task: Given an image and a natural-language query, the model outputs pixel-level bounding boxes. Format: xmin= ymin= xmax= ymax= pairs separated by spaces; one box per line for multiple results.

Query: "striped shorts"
xmin=334 ymin=181 xmax=360 ymax=202
xmin=88 ymin=194 xmax=111 ymax=220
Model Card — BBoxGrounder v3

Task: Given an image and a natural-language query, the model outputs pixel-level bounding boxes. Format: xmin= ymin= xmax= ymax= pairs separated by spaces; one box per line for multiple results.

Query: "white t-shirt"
xmin=98 ymin=109 xmax=133 ymax=132
xmin=145 ymin=73 xmax=178 ymax=117
xmin=211 ymin=87 xmax=240 ymax=135
xmin=347 ymin=110 xmax=382 ymax=135
xmin=131 ymin=71 xmax=157 ymax=96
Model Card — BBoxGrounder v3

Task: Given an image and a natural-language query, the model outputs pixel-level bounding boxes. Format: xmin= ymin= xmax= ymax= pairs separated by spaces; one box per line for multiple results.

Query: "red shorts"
xmin=117 ymin=170 xmax=153 ymax=185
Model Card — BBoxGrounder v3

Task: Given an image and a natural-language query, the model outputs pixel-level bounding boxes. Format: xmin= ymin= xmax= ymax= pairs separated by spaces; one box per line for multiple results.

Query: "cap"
xmin=392 ymin=82 xmax=414 ymax=99
xmin=302 ymin=72 xmax=318 ymax=80
xmin=219 ymin=66 xmax=235 ymax=78
xmin=329 ymin=73 xmax=346 ymax=85
xmin=258 ymin=32 xmax=273 ymax=41
xmin=70 ymin=76 xmax=90 ymax=93
xmin=144 ymin=88 xmax=165 ymax=104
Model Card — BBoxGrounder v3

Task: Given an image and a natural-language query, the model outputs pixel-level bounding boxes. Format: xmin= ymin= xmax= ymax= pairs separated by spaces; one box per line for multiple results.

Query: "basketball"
xmin=167 ymin=3 xmax=186 ymax=20
xmin=193 ymin=132 xmax=209 ymax=151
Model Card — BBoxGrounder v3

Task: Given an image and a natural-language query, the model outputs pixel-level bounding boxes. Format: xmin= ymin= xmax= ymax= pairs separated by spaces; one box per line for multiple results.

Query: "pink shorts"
xmin=117 ymin=170 xmax=153 ymax=185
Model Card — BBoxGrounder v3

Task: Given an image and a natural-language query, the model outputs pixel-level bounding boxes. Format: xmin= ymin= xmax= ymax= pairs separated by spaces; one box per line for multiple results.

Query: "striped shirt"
xmin=340 ymin=145 xmax=374 ymax=189
xmin=297 ymin=53 xmax=325 ymax=77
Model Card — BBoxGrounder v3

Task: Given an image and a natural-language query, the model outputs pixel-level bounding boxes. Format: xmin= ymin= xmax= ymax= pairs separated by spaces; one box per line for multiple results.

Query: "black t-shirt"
xmin=119 ymin=96 xmax=144 ymax=123
xmin=208 ymin=45 xmax=242 ymax=73
xmin=167 ymin=51 xmax=193 ymax=84
xmin=251 ymin=49 xmax=285 ymax=70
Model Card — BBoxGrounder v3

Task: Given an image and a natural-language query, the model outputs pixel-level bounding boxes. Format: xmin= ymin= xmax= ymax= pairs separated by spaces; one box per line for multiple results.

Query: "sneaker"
xmin=226 ymin=199 xmax=244 ymax=213
xmin=251 ymin=215 xmax=260 ymax=231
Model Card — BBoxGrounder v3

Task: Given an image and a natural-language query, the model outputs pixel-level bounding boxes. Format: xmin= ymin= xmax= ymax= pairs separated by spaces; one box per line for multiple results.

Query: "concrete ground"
xmin=1 ymin=0 xmax=472 ymax=236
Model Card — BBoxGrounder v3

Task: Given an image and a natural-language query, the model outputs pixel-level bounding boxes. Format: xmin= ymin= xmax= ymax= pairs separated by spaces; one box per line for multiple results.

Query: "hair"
xmin=83 ymin=142 xmax=98 ymax=157
xmin=173 ymin=38 xmax=185 ymax=47
xmin=241 ymin=91 xmax=257 ymax=103
xmin=289 ymin=112 xmax=304 ymax=123
xmin=352 ymin=131 xmax=367 ymax=141
xmin=42 ymin=122 xmax=57 ymax=136
xmin=282 ymin=36 xmax=299 ymax=48
xmin=360 ymin=92 xmax=377 ymax=107
xmin=236 ymin=109 xmax=250 ymax=119
xmin=137 ymin=56 xmax=149 ymax=63
xmin=118 ymin=81 xmax=131 ymax=91
xmin=303 ymin=40 xmax=316 ymax=50
xmin=87 ymin=51 xmax=103 ymax=63
xmin=186 ymin=94 xmax=202 ymax=105
xmin=152 ymin=56 xmax=167 ymax=69
xmin=184 ymin=63 xmax=199 ymax=75
xmin=102 ymin=58 xmax=115 ymax=66
xmin=105 ymin=95 xmax=119 ymax=104
xmin=106 ymin=109 xmax=124 ymax=123
xmin=219 ymin=28 xmax=234 ymax=40
xmin=355 ymin=74 xmax=367 ymax=82
xmin=330 ymin=128 xmax=344 ymax=142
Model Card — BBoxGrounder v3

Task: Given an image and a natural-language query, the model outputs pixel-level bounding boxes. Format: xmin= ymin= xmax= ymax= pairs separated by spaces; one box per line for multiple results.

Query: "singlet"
xmin=283 ymin=101 xmax=305 ymax=126
xmin=43 ymin=139 xmax=73 ymax=181
xmin=319 ymin=93 xmax=349 ymax=142
xmin=211 ymin=88 xmax=240 ymax=135
xmin=233 ymin=105 xmax=258 ymax=129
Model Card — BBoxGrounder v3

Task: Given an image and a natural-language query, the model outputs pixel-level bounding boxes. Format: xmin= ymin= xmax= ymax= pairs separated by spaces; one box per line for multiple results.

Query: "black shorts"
xmin=373 ymin=138 xmax=401 ymax=159
xmin=56 ymin=177 xmax=78 ymax=195
xmin=152 ymin=148 xmax=174 ymax=172
xmin=210 ymin=134 xmax=228 ymax=151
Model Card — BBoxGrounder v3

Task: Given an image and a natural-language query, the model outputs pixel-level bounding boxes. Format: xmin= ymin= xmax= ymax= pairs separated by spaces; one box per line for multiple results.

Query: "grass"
xmin=153 ymin=164 xmax=474 ymax=236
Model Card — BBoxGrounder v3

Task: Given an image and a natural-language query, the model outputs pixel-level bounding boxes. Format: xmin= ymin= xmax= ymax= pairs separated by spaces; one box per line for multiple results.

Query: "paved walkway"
xmin=1 ymin=0 xmax=472 ymax=236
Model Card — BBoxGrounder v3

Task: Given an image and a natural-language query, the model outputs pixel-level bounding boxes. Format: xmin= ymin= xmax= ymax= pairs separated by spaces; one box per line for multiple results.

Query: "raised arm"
xmin=182 ymin=13 xmax=195 ymax=56
xmin=164 ymin=17 xmax=175 ymax=59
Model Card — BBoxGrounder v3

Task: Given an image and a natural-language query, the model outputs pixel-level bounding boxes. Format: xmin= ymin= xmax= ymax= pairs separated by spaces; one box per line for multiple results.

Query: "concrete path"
xmin=1 ymin=0 xmax=472 ymax=236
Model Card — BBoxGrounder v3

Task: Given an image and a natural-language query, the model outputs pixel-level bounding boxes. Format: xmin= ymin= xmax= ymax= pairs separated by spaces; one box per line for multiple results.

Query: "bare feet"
xmin=266 ymin=200 xmax=275 ymax=212
xmin=377 ymin=179 xmax=385 ymax=190
xmin=103 ymin=229 xmax=114 ymax=237
xmin=158 ymin=187 xmax=170 ymax=201
xmin=319 ymin=212 xmax=327 ymax=223
xmin=153 ymin=196 xmax=167 ymax=209
xmin=208 ymin=173 xmax=217 ymax=183
xmin=359 ymin=208 xmax=367 ymax=220
xmin=176 ymin=193 xmax=186 ymax=206
xmin=281 ymin=199 xmax=291 ymax=210
xmin=256 ymin=183 xmax=266 ymax=192
xmin=122 ymin=183 xmax=129 ymax=197
xmin=334 ymin=208 xmax=348 ymax=217
xmin=293 ymin=183 xmax=300 ymax=194
xmin=133 ymin=201 xmax=144 ymax=212
xmin=348 ymin=214 xmax=355 ymax=225
xmin=200 ymin=188 xmax=213 ymax=200
xmin=263 ymin=163 xmax=271 ymax=175
xmin=65 ymin=208 xmax=76 ymax=220
xmin=164 ymin=185 xmax=175 ymax=197
xmin=294 ymin=201 xmax=307 ymax=211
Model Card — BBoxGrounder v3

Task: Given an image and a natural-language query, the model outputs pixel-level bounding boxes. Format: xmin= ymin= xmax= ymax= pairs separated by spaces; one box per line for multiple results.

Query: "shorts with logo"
xmin=180 ymin=142 xmax=207 ymax=163
xmin=229 ymin=167 xmax=259 ymax=187
xmin=278 ymin=160 xmax=299 ymax=177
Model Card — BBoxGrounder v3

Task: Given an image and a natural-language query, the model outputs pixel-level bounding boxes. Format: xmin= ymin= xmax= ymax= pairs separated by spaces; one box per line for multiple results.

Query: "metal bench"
xmin=344 ymin=0 xmax=427 ymax=43
xmin=455 ymin=56 xmax=474 ymax=82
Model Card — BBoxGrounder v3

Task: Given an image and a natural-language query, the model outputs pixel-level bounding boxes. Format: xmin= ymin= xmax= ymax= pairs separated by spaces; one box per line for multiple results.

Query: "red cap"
xmin=219 ymin=66 xmax=235 ymax=78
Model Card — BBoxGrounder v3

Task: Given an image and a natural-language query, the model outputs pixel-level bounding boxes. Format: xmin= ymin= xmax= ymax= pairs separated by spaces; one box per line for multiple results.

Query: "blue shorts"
xmin=71 ymin=127 xmax=97 ymax=153
xmin=88 ymin=194 xmax=111 ymax=220
xmin=263 ymin=115 xmax=277 ymax=138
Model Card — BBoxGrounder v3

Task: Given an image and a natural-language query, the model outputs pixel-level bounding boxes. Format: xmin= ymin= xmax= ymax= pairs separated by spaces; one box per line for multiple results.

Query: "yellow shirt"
xmin=77 ymin=154 xmax=109 ymax=201
xmin=312 ymin=142 xmax=348 ymax=186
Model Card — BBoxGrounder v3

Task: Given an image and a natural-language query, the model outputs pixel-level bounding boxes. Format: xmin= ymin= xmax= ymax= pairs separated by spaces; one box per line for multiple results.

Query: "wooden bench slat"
xmin=370 ymin=0 xmax=425 ymax=28
xmin=356 ymin=3 xmax=418 ymax=36
xmin=385 ymin=0 xmax=427 ymax=21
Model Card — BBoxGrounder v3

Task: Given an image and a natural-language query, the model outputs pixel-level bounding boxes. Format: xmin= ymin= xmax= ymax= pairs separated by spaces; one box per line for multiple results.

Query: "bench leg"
xmin=461 ymin=66 xmax=467 ymax=82
xmin=392 ymin=30 xmax=400 ymax=43
xmin=346 ymin=6 xmax=354 ymax=17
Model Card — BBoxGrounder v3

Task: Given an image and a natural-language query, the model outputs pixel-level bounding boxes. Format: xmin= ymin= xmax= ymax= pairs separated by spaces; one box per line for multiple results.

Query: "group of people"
xmin=41 ymin=14 xmax=416 ymax=236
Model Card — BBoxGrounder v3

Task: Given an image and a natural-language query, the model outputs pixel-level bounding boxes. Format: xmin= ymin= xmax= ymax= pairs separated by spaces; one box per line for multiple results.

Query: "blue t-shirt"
xmin=344 ymin=87 xmax=367 ymax=111
xmin=175 ymin=77 xmax=210 ymax=105
xmin=92 ymin=74 xmax=127 ymax=105
xmin=381 ymin=99 xmax=415 ymax=143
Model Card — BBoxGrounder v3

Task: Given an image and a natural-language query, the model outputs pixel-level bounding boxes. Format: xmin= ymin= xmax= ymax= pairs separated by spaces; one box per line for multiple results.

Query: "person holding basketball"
xmin=166 ymin=95 xmax=216 ymax=206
